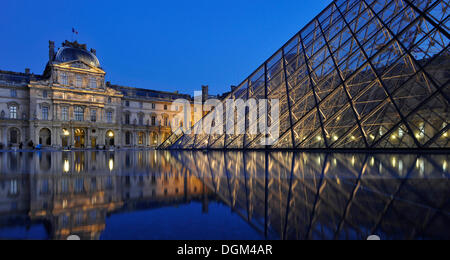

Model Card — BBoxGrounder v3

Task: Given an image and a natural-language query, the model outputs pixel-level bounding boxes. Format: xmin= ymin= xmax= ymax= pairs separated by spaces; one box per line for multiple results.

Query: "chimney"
xmin=90 ymin=48 xmax=97 ymax=55
xmin=25 ymin=68 xmax=30 ymax=74
xmin=202 ymin=85 xmax=209 ymax=101
xmin=49 ymin=41 xmax=55 ymax=61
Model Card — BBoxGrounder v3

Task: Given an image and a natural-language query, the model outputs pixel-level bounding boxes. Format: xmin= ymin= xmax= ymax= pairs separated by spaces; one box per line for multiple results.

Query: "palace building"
xmin=0 ymin=40 xmax=205 ymax=149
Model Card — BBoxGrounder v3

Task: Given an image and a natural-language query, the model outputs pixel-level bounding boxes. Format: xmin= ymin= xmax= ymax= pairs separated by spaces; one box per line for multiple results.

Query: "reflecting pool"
xmin=0 ymin=151 xmax=449 ymax=240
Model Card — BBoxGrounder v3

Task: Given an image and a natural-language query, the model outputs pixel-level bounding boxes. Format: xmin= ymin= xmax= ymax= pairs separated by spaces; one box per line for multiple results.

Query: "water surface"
xmin=0 ymin=151 xmax=448 ymax=240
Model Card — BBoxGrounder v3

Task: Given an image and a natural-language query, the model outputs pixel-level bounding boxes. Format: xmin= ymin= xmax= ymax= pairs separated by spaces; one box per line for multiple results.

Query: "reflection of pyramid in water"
xmin=162 ymin=0 xmax=450 ymax=150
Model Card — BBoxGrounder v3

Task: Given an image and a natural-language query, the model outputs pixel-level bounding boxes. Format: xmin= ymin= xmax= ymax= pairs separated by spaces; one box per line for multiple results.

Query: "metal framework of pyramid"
xmin=161 ymin=0 xmax=450 ymax=150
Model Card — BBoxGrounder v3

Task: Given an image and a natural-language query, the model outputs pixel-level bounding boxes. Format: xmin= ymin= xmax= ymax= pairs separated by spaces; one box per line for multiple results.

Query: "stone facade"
xmin=0 ymin=40 xmax=204 ymax=149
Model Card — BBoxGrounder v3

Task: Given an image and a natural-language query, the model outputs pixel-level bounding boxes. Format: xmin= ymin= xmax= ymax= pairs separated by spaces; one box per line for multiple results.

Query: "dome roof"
xmin=54 ymin=47 xmax=100 ymax=68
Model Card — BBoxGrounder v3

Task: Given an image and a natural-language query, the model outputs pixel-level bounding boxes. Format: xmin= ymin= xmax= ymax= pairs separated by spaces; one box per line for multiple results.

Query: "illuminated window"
xmin=9 ymin=105 xmax=17 ymax=119
xmin=62 ymin=107 xmax=68 ymax=121
xmin=138 ymin=132 xmax=144 ymax=145
xmin=42 ymin=106 xmax=49 ymax=120
xmin=74 ymin=107 xmax=84 ymax=121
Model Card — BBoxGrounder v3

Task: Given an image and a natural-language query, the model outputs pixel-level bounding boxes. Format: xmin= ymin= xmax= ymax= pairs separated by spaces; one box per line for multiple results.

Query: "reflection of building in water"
xmin=177 ymin=151 xmax=450 ymax=240
xmin=0 ymin=151 xmax=210 ymax=240
xmin=0 ymin=151 xmax=449 ymax=240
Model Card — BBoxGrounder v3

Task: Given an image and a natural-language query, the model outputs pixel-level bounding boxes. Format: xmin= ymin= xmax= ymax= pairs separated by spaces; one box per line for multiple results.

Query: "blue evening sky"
xmin=0 ymin=0 xmax=331 ymax=95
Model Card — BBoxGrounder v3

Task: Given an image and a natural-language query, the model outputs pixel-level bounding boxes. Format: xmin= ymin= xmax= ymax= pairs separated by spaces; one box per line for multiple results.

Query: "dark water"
xmin=0 ymin=150 xmax=448 ymax=240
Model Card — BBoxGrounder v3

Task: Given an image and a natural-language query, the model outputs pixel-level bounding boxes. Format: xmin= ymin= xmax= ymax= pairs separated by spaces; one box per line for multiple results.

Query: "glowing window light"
xmin=63 ymin=129 xmax=70 ymax=136
xmin=398 ymin=128 xmax=404 ymax=138
xmin=63 ymin=160 xmax=70 ymax=173
xmin=109 ymin=159 xmax=114 ymax=171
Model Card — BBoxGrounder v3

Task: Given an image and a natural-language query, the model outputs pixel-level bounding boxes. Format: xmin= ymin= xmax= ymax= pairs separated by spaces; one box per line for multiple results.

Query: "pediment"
xmin=54 ymin=60 xmax=105 ymax=74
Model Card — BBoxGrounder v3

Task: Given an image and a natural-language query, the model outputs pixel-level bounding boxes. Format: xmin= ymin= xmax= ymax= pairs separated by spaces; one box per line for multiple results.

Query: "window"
xmin=151 ymin=116 xmax=156 ymax=126
xmin=90 ymin=109 xmax=97 ymax=122
xmin=43 ymin=90 xmax=48 ymax=98
xmin=139 ymin=102 xmax=143 ymax=109
xmin=125 ymin=113 xmax=130 ymax=125
xmin=164 ymin=117 xmax=169 ymax=127
xmin=139 ymin=114 xmax=144 ymax=125
xmin=74 ymin=107 xmax=84 ymax=121
xmin=76 ymin=75 xmax=83 ymax=88
xmin=11 ymin=89 xmax=17 ymax=98
xmin=138 ymin=132 xmax=144 ymax=145
xmin=164 ymin=105 xmax=168 ymax=110
xmin=62 ymin=107 xmax=68 ymax=121
xmin=125 ymin=132 xmax=132 ymax=145
xmin=151 ymin=103 xmax=156 ymax=109
xmin=42 ymin=106 xmax=49 ymax=120
xmin=125 ymin=101 xmax=130 ymax=107
xmin=61 ymin=72 xmax=68 ymax=85
xmin=9 ymin=106 xmax=17 ymax=119
xmin=108 ymin=97 xmax=112 ymax=103
xmin=90 ymin=78 xmax=97 ymax=88
xmin=107 ymin=111 xmax=113 ymax=123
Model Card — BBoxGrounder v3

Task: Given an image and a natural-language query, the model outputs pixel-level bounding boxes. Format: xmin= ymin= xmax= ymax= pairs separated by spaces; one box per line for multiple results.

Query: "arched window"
xmin=74 ymin=107 xmax=84 ymax=121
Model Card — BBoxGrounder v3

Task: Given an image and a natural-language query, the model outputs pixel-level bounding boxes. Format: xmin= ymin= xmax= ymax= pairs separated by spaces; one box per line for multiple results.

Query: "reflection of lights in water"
xmin=64 ymin=160 xmax=70 ymax=173
xmin=399 ymin=160 xmax=403 ymax=172
xmin=317 ymin=157 xmax=321 ymax=166
xmin=333 ymin=158 xmax=337 ymax=166
xmin=370 ymin=157 xmax=375 ymax=167
xmin=443 ymin=161 xmax=447 ymax=172
xmin=351 ymin=156 xmax=355 ymax=166
xmin=62 ymin=200 xmax=68 ymax=209
xmin=109 ymin=159 xmax=114 ymax=171
xmin=391 ymin=157 xmax=397 ymax=168
xmin=416 ymin=159 xmax=425 ymax=175
xmin=370 ymin=134 xmax=375 ymax=140
xmin=379 ymin=163 xmax=383 ymax=174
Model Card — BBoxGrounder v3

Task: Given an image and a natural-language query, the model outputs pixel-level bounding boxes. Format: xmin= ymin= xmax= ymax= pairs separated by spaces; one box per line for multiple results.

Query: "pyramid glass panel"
xmin=160 ymin=0 xmax=449 ymax=150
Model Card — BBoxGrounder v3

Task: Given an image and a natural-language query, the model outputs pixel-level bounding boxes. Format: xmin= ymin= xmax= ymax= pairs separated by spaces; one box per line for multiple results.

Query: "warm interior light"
xmin=108 ymin=131 xmax=114 ymax=138
xmin=63 ymin=160 xmax=70 ymax=173
xmin=63 ymin=129 xmax=70 ymax=136
xmin=109 ymin=159 xmax=114 ymax=171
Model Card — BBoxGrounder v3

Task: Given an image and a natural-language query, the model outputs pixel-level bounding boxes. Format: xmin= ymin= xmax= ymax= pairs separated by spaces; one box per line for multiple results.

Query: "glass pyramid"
xmin=161 ymin=0 xmax=449 ymax=150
